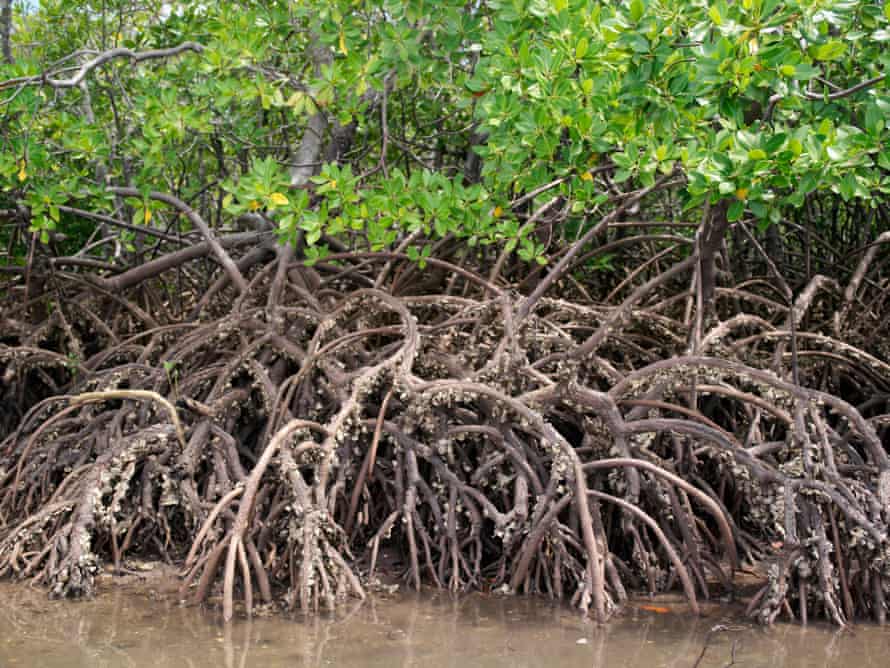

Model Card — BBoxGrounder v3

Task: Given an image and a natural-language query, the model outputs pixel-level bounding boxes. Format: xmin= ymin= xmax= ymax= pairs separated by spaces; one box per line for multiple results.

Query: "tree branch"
xmin=0 ymin=41 xmax=203 ymax=90
xmin=109 ymin=187 xmax=249 ymax=294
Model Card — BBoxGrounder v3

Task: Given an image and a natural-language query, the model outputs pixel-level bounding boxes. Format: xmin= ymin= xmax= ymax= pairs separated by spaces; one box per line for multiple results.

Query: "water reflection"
xmin=1 ymin=582 xmax=888 ymax=667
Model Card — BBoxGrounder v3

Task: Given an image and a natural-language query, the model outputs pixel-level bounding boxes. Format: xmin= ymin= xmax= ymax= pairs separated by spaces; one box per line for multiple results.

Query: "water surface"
xmin=1 ymin=581 xmax=888 ymax=667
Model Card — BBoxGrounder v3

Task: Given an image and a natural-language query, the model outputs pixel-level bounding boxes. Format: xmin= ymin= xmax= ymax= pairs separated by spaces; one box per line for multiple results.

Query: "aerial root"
xmin=1 ymin=261 xmax=888 ymax=625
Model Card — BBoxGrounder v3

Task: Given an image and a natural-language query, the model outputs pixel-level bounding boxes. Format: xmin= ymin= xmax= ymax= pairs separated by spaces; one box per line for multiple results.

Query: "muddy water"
xmin=1 ymin=582 xmax=889 ymax=668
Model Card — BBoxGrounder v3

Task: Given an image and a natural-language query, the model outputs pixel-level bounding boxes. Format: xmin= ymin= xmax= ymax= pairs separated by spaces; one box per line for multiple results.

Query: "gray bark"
xmin=2 ymin=0 xmax=12 ymax=64
xmin=290 ymin=44 xmax=332 ymax=187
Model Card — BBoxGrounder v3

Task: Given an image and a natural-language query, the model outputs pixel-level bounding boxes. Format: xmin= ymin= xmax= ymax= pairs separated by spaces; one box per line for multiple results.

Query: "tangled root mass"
xmin=1 ymin=244 xmax=889 ymax=626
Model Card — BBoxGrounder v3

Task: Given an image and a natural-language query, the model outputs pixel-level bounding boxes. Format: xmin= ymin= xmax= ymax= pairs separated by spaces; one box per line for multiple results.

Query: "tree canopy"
xmin=3 ymin=0 xmax=890 ymax=258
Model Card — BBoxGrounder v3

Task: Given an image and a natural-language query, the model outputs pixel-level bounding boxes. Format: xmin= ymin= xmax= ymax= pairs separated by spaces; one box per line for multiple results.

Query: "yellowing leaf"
xmin=493 ymin=205 xmax=503 ymax=218
xmin=248 ymin=199 xmax=262 ymax=211
xmin=17 ymin=164 xmax=27 ymax=181
xmin=144 ymin=208 xmax=152 ymax=224
xmin=811 ymin=40 xmax=846 ymax=62
xmin=708 ymin=5 xmax=722 ymax=26
xmin=735 ymin=187 xmax=749 ymax=200
xmin=339 ymin=29 xmax=348 ymax=55
xmin=575 ymin=37 xmax=588 ymax=60
xmin=580 ymin=171 xmax=594 ymax=182
xmin=269 ymin=192 xmax=289 ymax=207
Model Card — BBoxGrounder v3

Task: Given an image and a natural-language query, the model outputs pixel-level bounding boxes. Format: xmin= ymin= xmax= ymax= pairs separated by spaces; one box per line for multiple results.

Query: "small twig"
xmin=802 ymin=74 xmax=885 ymax=100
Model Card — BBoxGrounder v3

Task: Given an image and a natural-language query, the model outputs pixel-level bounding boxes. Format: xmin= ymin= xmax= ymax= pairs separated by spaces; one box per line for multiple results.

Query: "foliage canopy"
xmin=2 ymin=0 xmax=889 ymax=262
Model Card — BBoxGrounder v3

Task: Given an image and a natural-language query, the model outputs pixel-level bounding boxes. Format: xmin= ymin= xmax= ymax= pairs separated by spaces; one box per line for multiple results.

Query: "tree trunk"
xmin=1 ymin=0 xmax=12 ymax=64
xmin=697 ymin=198 xmax=730 ymax=321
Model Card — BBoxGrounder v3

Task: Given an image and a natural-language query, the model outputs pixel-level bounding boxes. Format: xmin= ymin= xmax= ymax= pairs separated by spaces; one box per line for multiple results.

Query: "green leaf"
xmin=613 ymin=169 xmax=632 ymax=183
xmin=749 ymin=200 xmax=767 ymax=218
xmin=839 ymin=172 xmax=857 ymax=201
xmin=575 ymin=37 xmax=589 ymax=60
xmin=727 ymin=199 xmax=745 ymax=221
xmin=630 ymin=0 xmax=645 ymax=23
xmin=865 ymin=103 xmax=885 ymax=135
xmin=810 ymin=40 xmax=846 ymax=61
xmin=793 ymin=64 xmax=820 ymax=80
xmin=764 ymin=134 xmax=786 ymax=154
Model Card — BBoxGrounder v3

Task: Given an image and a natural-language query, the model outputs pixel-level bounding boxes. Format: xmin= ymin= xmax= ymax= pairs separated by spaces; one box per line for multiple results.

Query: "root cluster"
xmin=1 ymin=242 xmax=889 ymax=626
